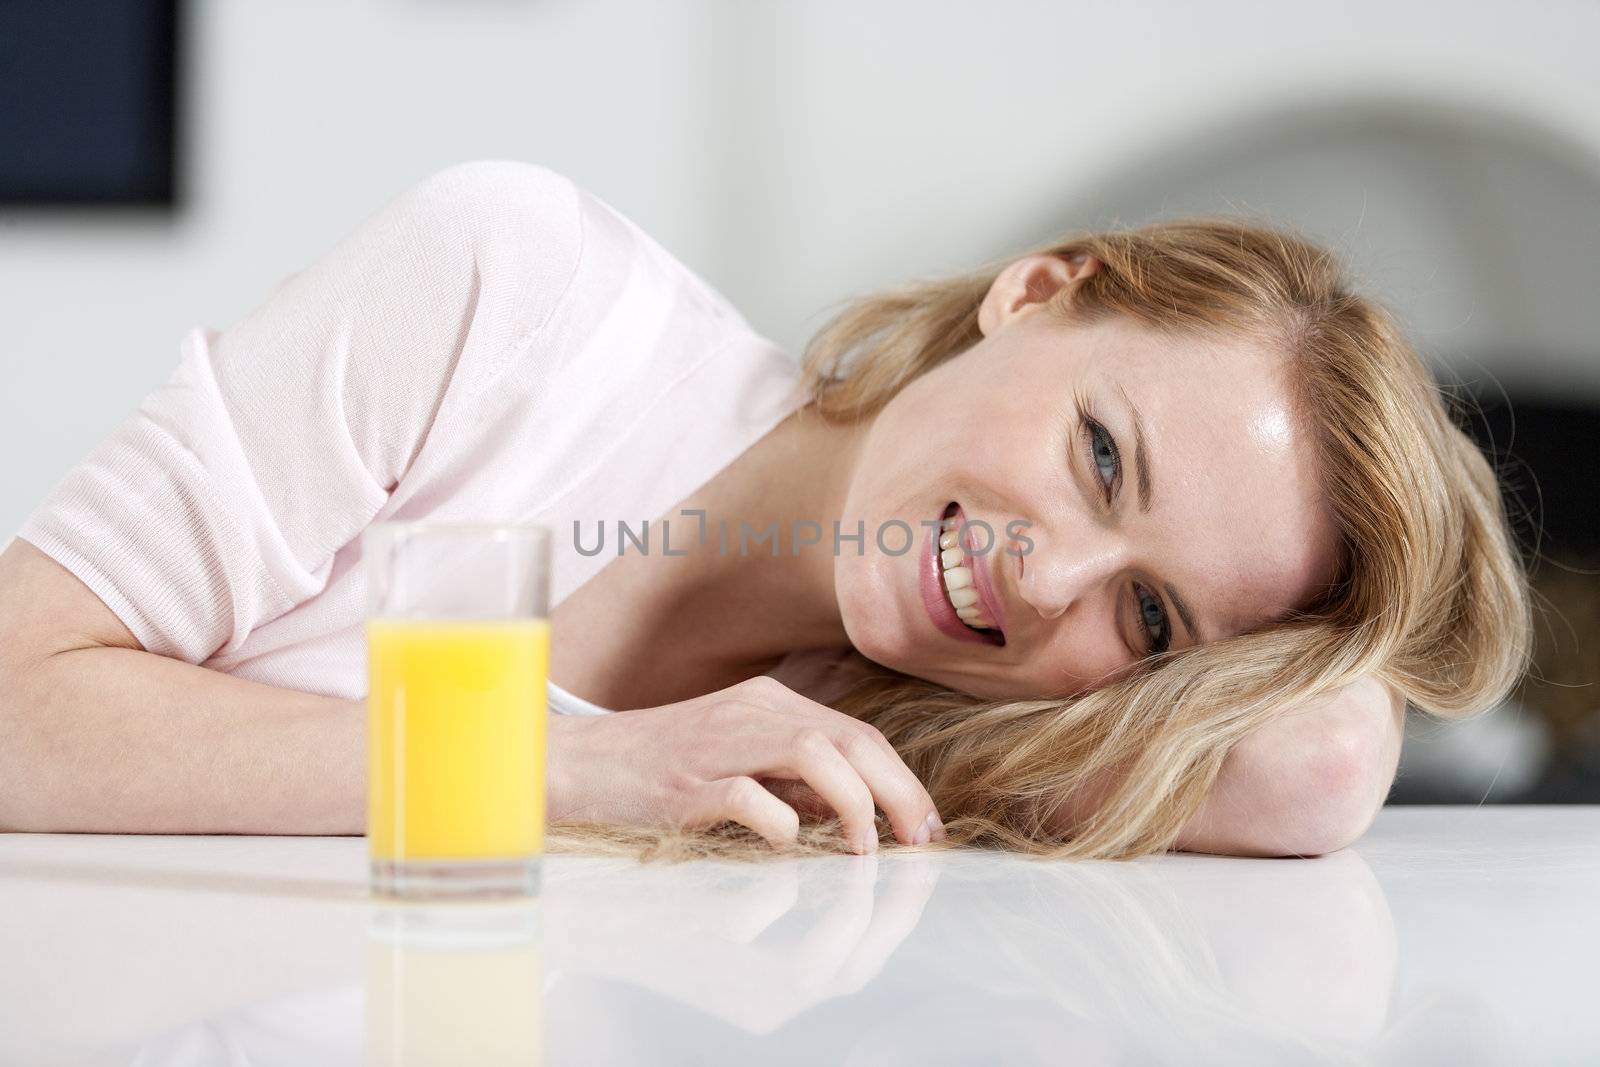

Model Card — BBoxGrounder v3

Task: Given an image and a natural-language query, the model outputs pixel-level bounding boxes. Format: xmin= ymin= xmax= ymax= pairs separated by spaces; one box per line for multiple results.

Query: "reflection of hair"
xmin=548 ymin=216 xmax=1532 ymax=862
xmin=840 ymin=858 xmax=1388 ymax=1065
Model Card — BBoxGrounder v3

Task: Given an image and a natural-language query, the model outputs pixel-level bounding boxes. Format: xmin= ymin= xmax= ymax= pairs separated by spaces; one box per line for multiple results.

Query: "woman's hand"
xmin=546 ymin=675 xmax=946 ymax=854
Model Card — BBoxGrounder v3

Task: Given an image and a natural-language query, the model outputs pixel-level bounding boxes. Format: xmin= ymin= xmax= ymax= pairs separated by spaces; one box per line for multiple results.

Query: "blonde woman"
xmin=0 ymin=160 xmax=1530 ymax=861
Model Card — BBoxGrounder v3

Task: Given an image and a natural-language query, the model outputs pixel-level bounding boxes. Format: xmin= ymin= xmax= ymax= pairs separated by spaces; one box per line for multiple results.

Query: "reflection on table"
xmin=0 ymin=808 xmax=1595 ymax=1064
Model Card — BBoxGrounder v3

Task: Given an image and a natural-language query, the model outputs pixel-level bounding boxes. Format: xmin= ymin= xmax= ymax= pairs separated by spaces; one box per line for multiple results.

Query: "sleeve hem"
xmin=12 ymin=527 xmax=186 ymax=661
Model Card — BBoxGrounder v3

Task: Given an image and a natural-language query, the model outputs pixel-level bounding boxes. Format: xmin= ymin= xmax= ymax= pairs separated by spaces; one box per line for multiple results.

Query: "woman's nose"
xmin=1016 ymin=531 xmax=1127 ymax=622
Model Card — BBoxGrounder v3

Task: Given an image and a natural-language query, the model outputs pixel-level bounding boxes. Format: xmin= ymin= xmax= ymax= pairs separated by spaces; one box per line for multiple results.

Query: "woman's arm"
xmin=2 ymin=162 xmax=583 ymax=833
xmin=14 ymin=160 xmax=582 ymax=666
xmin=0 ymin=538 xmax=366 ymax=834
xmin=1042 ymin=675 xmax=1405 ymax=856
xmin=1172 ymin=675 xmax=1406 ymax=857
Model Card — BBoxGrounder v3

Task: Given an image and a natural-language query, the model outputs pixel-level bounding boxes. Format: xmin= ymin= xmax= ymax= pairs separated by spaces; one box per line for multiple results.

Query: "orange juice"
xmin=366 ymin=618 xmax=549 ymax=860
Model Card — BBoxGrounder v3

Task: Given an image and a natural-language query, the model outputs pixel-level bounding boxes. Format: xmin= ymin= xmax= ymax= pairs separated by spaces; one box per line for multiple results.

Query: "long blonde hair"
xmin=548 ymin=215 xmax=1533 ymax=862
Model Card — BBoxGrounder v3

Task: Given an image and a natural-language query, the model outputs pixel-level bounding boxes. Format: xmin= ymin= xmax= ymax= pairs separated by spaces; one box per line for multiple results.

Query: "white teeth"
xmin=953 ymin=601 xmax=992 ymax=627
xmin=939 ymin=508 xmax=997 ymax=636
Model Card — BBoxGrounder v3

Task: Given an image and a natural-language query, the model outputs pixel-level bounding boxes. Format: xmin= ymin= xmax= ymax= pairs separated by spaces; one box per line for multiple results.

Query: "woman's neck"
xmin=549 ymin=404 xmax=877 ymax=711
xmin=658 ymin=404 xmax=874 ymax=676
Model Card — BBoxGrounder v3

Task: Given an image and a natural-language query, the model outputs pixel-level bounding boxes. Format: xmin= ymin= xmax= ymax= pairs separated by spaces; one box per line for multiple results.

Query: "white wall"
xmin=5 ymin=0 xmax=1599 ymax=536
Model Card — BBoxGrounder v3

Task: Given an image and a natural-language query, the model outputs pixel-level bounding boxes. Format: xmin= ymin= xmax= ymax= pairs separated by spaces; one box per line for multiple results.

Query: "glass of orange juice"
xmin=363 ymin=521 xmax=551 ymax=900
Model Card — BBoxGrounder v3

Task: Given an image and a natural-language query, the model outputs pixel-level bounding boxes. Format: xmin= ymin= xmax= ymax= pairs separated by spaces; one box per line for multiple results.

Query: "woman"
xmin=0 ymin=160 xmax=1530 ymax=860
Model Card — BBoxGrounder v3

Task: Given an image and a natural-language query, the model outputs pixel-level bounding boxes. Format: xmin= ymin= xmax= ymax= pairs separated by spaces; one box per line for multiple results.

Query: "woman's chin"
xmin=837 ymin=617 xmax=911 ymax=674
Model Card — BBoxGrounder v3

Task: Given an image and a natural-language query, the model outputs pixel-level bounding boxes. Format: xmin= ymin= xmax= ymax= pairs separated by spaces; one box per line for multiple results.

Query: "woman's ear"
xmin=978 ymin=252 xmax=1102 ymax=337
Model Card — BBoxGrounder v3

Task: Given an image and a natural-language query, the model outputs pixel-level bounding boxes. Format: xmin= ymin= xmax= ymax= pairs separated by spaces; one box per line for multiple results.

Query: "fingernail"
xmin=912 ymin=820 xmax=931 ymax=846
xmin=926 ymin=811 xmax=946 ymax=842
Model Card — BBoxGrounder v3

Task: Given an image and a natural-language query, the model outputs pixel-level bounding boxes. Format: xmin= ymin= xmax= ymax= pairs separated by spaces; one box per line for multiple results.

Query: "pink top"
xmin=14 ymin=160 xmax=813 ymax=707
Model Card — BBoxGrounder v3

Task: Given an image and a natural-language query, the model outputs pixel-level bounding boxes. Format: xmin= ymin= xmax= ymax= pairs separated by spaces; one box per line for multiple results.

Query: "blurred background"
xmin=2 ymin=0 xmax=1596 ymax=804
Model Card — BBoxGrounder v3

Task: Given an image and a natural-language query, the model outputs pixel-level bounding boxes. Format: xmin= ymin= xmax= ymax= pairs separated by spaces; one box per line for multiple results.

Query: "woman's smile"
xmin=921 ymin=501 xmax=1007 ymax=647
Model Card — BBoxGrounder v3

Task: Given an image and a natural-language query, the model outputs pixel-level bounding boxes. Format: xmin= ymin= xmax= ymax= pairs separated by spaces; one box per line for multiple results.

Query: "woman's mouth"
xmin=921 ymin=502 xmax=1006 ymax=646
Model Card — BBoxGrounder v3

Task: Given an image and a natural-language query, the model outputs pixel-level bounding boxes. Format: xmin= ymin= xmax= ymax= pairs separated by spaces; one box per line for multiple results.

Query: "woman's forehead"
xmin=1075 ymin=315 xmax=1285 ymax=378
xmin=1093 ymin=328 xmax=1338 ymax=632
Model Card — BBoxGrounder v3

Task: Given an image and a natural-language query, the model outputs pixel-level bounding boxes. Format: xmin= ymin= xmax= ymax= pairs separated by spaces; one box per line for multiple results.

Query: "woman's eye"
xmin=1086 ymin=420 xmax=1120 ymax=498
xmin=1135 ymin=584 xmax=1171 ymax=656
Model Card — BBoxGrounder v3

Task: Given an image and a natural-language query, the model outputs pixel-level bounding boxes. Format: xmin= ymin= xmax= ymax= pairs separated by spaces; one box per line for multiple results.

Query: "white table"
xmin=1 ymin=806 xmax=1596 ymax=1065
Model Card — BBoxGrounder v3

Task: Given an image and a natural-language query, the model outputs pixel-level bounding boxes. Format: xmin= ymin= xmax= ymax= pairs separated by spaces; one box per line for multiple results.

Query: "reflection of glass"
xmin=366 ymin=902 xmax=543 ymax=1066
xmin=363 ymin=522 xmax=551 ymax=900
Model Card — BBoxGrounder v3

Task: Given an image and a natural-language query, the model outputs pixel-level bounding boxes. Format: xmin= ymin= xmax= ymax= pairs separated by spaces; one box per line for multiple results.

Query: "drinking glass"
xmin=363 ymin=522 xmax=551 ymax=899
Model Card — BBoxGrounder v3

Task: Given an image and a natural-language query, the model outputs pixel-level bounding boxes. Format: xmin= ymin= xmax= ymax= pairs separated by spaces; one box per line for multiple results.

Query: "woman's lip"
xmin=951 ymin=504 xmax=1008 ymax=637
xmin=921 ymin=516 xmax=990 ymax=644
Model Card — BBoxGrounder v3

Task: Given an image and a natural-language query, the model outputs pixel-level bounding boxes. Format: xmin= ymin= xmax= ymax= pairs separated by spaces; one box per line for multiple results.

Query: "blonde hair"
xmin=548 ymin=215 xmax=1533 ymax=862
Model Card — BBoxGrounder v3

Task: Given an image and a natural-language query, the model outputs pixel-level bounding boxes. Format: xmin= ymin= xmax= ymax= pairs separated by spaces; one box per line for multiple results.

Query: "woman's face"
xmin=834 ymin=253 xmax=1341 ymax=700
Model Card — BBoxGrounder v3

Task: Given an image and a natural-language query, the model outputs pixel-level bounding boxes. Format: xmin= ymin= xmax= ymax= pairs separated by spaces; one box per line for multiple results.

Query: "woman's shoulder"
xmin=415 ymin=160 xmax=766 ymax=368
xmin=406 ymin=159 xmax=751 ymax=326
xmin=412 ymin=160 xmax=586 ymax=285
xmin=402 ymin=159 xmax=584 ymax=240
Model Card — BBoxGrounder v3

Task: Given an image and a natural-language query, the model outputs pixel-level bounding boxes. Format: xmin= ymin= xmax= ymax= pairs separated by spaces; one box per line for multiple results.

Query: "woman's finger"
xmin=681 ymin=775 xmax=801 ymax=850
xmin=757 ymin=727 xmax=880 ymax=854
xmin=758 ymin=684 xmax=945 ymax=847
xmin=758 ymin=777 xmax=834 ymax=822
xmin=811 ymin=723 xmax=941 ymax=846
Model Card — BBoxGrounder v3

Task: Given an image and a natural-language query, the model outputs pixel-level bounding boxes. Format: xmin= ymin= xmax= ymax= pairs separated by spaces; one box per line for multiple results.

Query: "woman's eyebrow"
xmin=1164 ymin=582 xmax=1202 ymax=644
xmin=1115 ymin=383 xmax=1153 ymax=512
xmin=1116 ymin=382 xmax=1206 ymax=645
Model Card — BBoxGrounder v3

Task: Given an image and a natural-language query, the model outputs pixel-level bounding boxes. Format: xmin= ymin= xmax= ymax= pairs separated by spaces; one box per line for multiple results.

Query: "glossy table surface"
xmin=1 ymin=806 xmax=1596 ymax=1066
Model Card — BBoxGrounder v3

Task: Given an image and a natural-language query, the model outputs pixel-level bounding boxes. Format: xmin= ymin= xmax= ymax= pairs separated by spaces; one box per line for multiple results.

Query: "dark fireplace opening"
xmin=1389 ymin=385 xmax=1600 ymax=803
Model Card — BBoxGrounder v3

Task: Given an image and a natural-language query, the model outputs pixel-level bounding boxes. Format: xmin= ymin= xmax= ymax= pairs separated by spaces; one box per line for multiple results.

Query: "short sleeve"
xmin=14 ymin=160 xmax=584 ymax=663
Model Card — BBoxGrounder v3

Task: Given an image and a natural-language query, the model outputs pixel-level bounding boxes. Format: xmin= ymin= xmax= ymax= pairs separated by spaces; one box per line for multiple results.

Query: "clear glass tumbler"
xmin=363 ymin=522 xmax=551 ymax=900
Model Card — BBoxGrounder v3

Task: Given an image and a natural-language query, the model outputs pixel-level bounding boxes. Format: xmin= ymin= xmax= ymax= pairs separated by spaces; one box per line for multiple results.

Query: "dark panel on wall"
xmin=1466 ymin=390 xmax=1600 ymax=558
xmin=1468 ymin=388 xmax=1600 ymax=805
xmin=0 ymin=0 xmax=181 ymax=206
